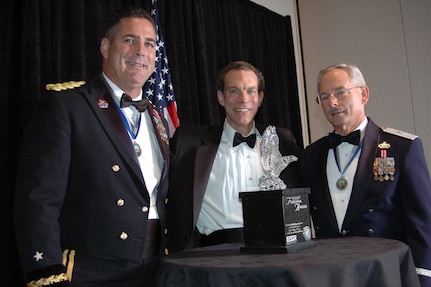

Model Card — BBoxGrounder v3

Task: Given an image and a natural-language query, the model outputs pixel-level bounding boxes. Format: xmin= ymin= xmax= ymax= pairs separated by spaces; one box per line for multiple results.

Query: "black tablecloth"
xmin=158 ymin=237 xmax=420 ymax=287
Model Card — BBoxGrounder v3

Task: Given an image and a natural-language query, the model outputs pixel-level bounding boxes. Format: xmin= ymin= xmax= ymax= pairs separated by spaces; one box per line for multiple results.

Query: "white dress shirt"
xmin=102 ymin=73 xmax=163 ymax=219
xmin=196 ymin=120 xmax=264 ymax=235
xmin=326 ymin=118 xmax=368 ymax=231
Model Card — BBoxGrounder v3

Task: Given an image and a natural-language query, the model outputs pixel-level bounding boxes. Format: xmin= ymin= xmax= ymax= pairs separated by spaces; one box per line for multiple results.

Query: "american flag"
xmin=144 ymin=0 xmax=180 ymax=137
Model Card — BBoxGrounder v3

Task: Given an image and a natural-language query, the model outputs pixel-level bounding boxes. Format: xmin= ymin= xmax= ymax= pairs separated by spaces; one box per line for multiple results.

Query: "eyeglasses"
xmin=316 ymin=86 xmax=362 ymax=104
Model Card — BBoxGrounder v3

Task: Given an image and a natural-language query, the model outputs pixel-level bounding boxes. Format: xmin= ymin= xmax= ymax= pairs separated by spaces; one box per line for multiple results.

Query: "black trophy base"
xmin=240 ymin=240 xmax=318 ymax=254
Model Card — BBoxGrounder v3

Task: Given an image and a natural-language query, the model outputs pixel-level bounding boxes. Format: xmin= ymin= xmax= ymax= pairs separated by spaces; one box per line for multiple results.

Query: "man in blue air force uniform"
xmin=300 ymin=63 xmax=431 ymax=286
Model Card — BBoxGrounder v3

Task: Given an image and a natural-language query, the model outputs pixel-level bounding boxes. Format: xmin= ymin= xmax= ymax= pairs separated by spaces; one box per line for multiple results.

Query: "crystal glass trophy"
xmin=240 ymin=126 xmax=316 ymax=253
xmin=258 ymin=126 xmax=298 ymax=191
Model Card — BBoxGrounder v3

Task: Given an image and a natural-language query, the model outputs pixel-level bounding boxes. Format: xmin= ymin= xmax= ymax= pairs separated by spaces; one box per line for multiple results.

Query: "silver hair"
xmin=317 ymin=63 xmax=366 ymax=89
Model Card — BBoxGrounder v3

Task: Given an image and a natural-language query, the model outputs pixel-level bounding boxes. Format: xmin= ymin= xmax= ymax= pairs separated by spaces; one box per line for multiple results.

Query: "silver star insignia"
xmin=33 ymin=251 xmax=43 ymax=261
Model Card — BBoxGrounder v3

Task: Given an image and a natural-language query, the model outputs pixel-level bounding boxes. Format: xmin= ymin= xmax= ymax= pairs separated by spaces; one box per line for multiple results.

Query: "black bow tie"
xmin=120 ymin=93 xmax=148 ymax=112
xmin=233 ymin=132 xmax=256 ymax=148
xmin=328 ymin=130 xmax=360 ymax=149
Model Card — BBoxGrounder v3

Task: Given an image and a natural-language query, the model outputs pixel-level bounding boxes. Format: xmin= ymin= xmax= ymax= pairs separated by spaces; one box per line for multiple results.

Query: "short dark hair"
xmin=104 ymin=7 xmax=155 ymax=40
xmin=216 ymin=61 xmax=265 ymax=93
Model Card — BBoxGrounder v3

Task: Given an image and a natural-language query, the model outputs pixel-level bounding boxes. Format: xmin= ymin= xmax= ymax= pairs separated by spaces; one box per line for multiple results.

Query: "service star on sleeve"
xmin=33 ymin=251 xmax=44 ymax=261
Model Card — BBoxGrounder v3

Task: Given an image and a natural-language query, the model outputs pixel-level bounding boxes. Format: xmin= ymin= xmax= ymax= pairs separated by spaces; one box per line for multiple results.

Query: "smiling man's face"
xmin=318 ymin=68 xmax=368 ymax=135
xmin=100 ymin=17 xmax=156 ymax=97
xmin=217 ymin=69 xmax=264 ymax=136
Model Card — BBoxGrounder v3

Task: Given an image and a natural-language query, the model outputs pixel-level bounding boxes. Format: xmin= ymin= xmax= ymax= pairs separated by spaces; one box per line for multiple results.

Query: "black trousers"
xmin=67 ymin=252 xmax=159 ymax=287
xmin=66 ymin=220 xmax=161 ymax=287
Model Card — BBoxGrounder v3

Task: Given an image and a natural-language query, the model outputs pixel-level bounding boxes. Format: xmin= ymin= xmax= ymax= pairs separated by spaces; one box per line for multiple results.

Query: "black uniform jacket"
xmin=14 ymin=75 xmax=169 ymax=277
xmin=300 ymin=117 xmax=431 ymax=286
xmin=166 ymin=124 xmax=301 ymax=253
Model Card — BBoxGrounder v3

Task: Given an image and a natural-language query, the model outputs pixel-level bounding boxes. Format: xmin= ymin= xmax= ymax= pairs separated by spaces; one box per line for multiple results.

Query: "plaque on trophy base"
xmin=239 ymin=187 xmax=316 ymax=253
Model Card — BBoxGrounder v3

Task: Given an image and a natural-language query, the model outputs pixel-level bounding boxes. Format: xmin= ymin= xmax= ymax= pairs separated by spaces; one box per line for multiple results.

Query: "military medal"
xmin=116 ymin=99 xmax=144 ymax=158
xmin=133 ymin=142 xmax=142 ymax=157
xmin=374 ymin=141 xmax=396 ymax=182
xmin=333 ymin=143 xmax=362 ymax=191
xmin=373 ymin=158 xmax=379 ymax=181
xmin=336 ymin=176 xmax=348 ymax=190
xmin=387 ymin=158 xmax=395 ymax=181
xmin=152 ymin=108 xmax=169 ymax=145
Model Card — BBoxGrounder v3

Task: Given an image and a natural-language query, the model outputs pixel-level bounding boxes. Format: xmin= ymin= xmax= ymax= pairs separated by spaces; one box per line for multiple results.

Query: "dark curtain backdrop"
xmin=2 ymin=0 xmax=301 ymax=285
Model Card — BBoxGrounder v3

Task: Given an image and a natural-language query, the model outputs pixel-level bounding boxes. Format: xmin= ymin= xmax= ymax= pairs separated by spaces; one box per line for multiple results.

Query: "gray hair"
xmin=317 ymin=63 xmax=366 ymax=89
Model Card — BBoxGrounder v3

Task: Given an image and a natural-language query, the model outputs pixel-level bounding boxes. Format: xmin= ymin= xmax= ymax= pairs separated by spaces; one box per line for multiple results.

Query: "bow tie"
xmin=120 ymin=93 xmax=148 ymax=112
xmin=233 ymin=132 xmax=256 ymax=148
xmin=328 ymin=130 xmax=360 ymax=149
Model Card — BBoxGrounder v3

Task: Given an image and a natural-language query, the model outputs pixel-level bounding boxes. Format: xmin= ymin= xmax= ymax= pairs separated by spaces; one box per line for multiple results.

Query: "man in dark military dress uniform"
xmin=14 ymin=7 xmax=169 ymax=287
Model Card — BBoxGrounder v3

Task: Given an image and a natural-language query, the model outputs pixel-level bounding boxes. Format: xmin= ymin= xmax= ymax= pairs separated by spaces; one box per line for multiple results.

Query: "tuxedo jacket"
xmin=166 ymin=124 xmax=301 ymax=253
xmin=300 ymin=117 xmax=431 ymax=285
xmin=14 ymin=75 xmax=169 ymax=279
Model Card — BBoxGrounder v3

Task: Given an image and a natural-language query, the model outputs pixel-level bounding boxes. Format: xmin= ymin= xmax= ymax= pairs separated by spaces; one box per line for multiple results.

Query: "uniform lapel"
xmin=343 ymin=118 xmax=380 ymax=227
xmin=84 ymin=77 xmax=146 ymax=190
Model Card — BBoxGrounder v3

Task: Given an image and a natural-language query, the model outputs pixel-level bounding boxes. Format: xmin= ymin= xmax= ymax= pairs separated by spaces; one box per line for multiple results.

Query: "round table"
xmin=158 ymin=237 xmax=420 ymax=287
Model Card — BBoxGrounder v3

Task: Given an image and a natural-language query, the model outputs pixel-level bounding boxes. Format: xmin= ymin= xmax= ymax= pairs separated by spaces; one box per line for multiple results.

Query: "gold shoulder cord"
xmin=45 ymin=81 xmax=86 ymax=91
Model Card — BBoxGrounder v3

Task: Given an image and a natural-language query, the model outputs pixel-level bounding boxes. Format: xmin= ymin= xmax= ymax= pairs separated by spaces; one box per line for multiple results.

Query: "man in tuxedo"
xmin=14 ymin=7 xmax=169 ymax=287
xmin=166 ymin=61 xmax=301 ymax=253
xmin=300 ymin=63 xmax=431 ymax=286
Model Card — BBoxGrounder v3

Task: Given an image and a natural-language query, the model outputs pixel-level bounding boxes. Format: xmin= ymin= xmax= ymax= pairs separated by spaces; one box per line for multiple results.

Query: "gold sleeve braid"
xmin=26 ymin=249 xmax=75 ymax=287
xmin=27 ymin=273 xmax=69 ymax=287
xmin=62 ymin=249 xmax=76 ymax=281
